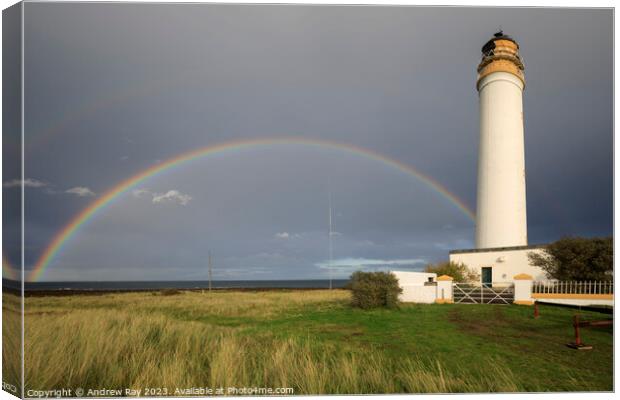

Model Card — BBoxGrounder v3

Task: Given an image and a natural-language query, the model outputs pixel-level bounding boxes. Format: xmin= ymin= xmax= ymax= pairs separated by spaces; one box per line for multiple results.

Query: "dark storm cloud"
xmin=11 ymin=4 xmax=612 ymax=280
xmin=2 ymin=2 xmax=23 ymax=273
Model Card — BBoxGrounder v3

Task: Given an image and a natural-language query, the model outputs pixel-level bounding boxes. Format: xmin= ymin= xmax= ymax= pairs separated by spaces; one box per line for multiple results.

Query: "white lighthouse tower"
xmin=475 ymin=31 xmax=527 ymax=249
xmin=449 ymin=32 xmax=546 ymax=285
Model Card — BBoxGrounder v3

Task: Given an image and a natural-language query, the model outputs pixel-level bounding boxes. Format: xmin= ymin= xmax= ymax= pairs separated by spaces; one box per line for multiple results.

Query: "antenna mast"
xmin=208 ymin=251 xmax=213 ymax=292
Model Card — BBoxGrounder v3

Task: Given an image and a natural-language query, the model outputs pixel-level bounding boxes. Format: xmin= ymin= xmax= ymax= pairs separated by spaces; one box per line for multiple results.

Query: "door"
xmin=481 ymin=267 xmax=492 ymax=287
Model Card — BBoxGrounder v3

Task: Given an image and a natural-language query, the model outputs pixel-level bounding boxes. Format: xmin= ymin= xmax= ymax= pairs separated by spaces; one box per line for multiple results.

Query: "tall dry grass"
xmin=19 ymin=290 xmax=531 ymax=394
xmin=25 ymin=289 xmax=348 ymax=319
xmin=2 ymin=293 xmax=22 ymax=393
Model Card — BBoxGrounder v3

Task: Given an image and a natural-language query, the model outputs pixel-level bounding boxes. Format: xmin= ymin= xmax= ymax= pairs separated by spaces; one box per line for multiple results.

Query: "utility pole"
xmin=208 ymin=251 xmax=213 ymax=292
xmin=328 ymin=191 xmax=333 ymax=290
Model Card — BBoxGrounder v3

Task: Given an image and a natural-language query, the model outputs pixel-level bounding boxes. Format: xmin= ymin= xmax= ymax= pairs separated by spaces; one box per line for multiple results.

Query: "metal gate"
xmin=453 ymin=283 xmax=514 ymax=304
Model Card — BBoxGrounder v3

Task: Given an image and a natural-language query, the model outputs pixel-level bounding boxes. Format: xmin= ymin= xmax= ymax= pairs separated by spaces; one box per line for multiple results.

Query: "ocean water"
xmin=4 ymin=279 xmax=350 ymax=291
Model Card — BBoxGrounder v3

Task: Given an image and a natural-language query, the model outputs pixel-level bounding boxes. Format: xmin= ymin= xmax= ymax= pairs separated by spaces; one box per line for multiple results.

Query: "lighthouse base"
xmin=449 ymin=245 xmax=547 ymax=284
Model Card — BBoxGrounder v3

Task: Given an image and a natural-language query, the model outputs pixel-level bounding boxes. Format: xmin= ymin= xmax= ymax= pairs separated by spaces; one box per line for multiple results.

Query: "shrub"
xmin=349 ymin=271 xmax=403 ymax=309
xmin=528 ymin=236 xmax=613 ymax=281
xmin=424 ymin=261 xmax=479 ymax=283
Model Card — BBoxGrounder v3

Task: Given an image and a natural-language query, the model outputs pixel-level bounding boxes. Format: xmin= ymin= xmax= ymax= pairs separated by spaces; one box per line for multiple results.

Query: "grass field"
xmin=3 ymin=289 xmax=614 ymax=394
xmin=2 ymin=292 xmax=21 ymax=396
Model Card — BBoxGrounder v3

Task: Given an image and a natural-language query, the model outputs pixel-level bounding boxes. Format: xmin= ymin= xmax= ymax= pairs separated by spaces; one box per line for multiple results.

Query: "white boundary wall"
xmin=535 ymin=298 xmax=613 ymax=307
xmin=392 ymin=271 xmax=438 ymax=303
xmin=515 ymin=276 xmax=614 ymax=307
xmin=401 ymin=286 xmax=437 ymax=304
xmin=392 ymin=270 xmax=613 ymax=307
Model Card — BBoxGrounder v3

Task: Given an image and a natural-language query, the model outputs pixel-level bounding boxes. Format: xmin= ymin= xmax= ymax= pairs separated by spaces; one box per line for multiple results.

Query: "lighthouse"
xmin=475 ymin=31 xmax=527 ymax=249
xmin=449 ymin=32 xmax=546 ymax=285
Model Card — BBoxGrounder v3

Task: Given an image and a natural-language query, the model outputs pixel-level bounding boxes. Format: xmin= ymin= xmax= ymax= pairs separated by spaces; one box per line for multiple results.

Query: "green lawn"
xmin=14 ymin=290 xmax=613 ymax=394
xmin=244 ymin=299 xmax=613 ymax=392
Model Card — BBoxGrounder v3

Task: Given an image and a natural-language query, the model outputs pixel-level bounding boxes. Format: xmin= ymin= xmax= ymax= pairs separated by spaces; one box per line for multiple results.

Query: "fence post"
xmin=513 ymin=273 xmax=534 ymax=305
xmin=436 ymin=275 xmax=453 ymax=304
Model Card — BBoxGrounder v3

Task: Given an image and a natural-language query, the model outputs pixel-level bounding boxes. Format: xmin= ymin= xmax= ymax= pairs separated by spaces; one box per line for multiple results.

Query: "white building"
xmin=450 ymin=245 xmax=547 ymax=284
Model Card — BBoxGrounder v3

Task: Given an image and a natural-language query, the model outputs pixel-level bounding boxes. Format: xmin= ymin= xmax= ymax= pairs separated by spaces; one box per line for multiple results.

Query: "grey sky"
xmin=4 ymin=3 xmax=613 ymax=281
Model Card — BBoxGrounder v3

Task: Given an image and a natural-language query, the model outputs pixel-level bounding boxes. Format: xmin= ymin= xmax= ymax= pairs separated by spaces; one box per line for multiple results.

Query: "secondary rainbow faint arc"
xmin=29 ymin=137 xmax=475 ymax=281
xmin=3 ymin=253 xmax=18 ymax=281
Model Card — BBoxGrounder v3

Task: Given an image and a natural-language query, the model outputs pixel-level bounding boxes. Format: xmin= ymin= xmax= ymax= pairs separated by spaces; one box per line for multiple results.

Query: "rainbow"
xmin=3 ymin=253 xmax=19 ymax=281
xmin=29 ymin=137 xmax=475 ymax=281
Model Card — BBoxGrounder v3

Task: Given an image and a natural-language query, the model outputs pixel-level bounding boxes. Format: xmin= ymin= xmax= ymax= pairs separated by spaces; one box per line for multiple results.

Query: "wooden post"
xmin=573 ymin=315 xmax=581 ymax=345
xmin=567 ymin=314 xmax=592 ymax=350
